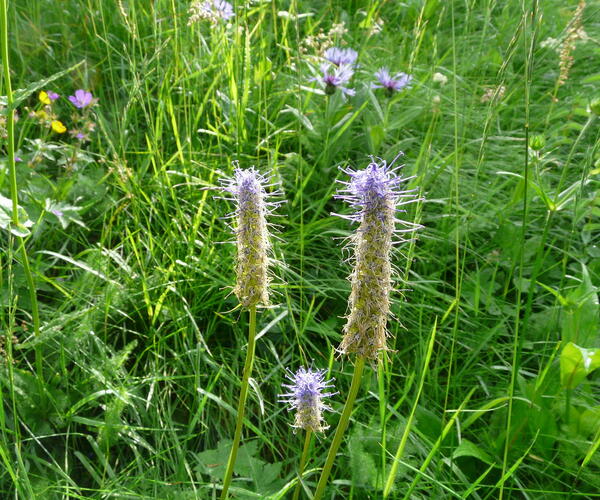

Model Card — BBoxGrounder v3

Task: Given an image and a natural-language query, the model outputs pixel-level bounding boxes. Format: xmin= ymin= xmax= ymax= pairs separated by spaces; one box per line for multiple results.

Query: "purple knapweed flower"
xmin=47 ymin=91 xmax=60 ymax=101
xmin=68 ymin=90 xmax=94 ymax=109
xmin=188 ymin=0 xmax=234 ymax=24
xmin=220 ymin=164 xmax=279 ymax=308
xmin=334 ymin=156 xmax=420 ymax=359
xmin=316 ymin=63 xmax=355 ymax=96
xmin=280 ymin=367 xmax=336 ymax=433
xmin=324 ymin=47 xmax=358 ymax=67
xmin=372 ymin=68 xmax=412 ymax=96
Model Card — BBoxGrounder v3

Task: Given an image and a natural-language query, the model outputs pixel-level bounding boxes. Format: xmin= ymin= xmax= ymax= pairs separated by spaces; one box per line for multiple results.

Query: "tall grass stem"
xmin=220 ymin=305 xmax=257 ymax=499
xmin=383 ymin=318 xmax=437 ymax=497
xmin=0 ymin=0 xmax=42 ymax=379
xmin=312 ymin=356 xmax=366 ymax=500
xmin=292 ymin=430 xmax=312 ymax=500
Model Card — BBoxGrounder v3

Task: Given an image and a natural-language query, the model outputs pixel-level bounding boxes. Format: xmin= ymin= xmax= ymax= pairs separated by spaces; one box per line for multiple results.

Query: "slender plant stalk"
xmin=499 ymin=3 xmax=537 ymax=498
xmin=220 ymin=306 xmax=257 ymax=499
xmin=1 ymin=0 xmax=42 ymax=380
xmin=312 ymin=356 xmax=366 ymax=500
xmin=292 ymin=430 xmax=312 ymax=500
xmin=383 ymin=319 xmax=437 ymax=498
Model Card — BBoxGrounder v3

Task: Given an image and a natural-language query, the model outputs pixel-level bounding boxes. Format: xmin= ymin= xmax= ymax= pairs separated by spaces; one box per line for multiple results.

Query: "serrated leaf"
xmin=348 ymin=427 xmax=378 ymax=488
xmin=196 ymin=439 xmax=232 ymax=480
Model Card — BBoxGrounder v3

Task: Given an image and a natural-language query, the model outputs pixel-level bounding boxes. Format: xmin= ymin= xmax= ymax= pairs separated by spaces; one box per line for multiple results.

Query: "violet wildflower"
xmin=220 ymin=165 xmax=277 ymax=308
xmin=335 ymin=156 xmax=419 ymax=360
xmin=316 ymin=63 xmax=355 ymax=96
xmin=372 ymin=68 xmax=412 ymax=97
xmin=280 ymin=367 xmax=335 ymax=433
xmin=324 ymin=47 xmax=358 ymax=67
xmin=47 ymin=91 xmax=60 ymax=101
xmin=68 ymin=90 xmax=94 ymax=109
xmin=188 ymin=0 xmax=234 ymax=24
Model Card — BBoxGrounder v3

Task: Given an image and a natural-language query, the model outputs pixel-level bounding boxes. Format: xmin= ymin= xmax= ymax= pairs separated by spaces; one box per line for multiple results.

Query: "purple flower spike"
xmin=372 ymin=68 xmax=412 ymax=96
xmin=324 ymin=47 xmax=358 ymax=67
xmin=219 ymin=164 xmax=281 ymax=308
xmin=47 ymin=91 xmax=60 ymax=101
xmin=335 ymin=156 xmax=420 ymax=359
xmin=280 ymin=367 xmax=336 ymax=433
xmin=189 ymin=0 xmax=234 ymax=24
xmin=316 ymin=63 xmax=355 ymax=97
xmin=211 ymin=0 xmax=234 ymax=20
xmin=69 ymin=89 xmax=94 ymax=109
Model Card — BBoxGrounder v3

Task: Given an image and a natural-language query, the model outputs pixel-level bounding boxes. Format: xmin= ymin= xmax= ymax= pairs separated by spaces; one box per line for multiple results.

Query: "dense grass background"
xmin=1 ymin=0 xmax=599 ymax=498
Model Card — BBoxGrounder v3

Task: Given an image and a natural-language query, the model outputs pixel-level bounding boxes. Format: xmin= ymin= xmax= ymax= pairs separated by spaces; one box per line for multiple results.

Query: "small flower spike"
xmin=188 ymin=0 xmax=234 ymax=24
xmin=220 ymin=165 xmax=278 ymax=309
xmin=335 ymin=156 xmax=420 ymax=360
xmin=324 ymin=47 xmax=358 ymax=67
xmin=280 ymin=367 xmax=336 ymax=433
xmin=317 ymin=63 xmax=355 ymax=96
xmin=372 ymin=68 xmax=412 ymax=96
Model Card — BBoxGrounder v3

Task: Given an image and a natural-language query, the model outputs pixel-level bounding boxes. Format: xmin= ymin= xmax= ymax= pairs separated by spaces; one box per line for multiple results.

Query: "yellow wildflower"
xmin=39 ymin=91 xmax=51 ymax=105
xmin=51 ymin=120 xmax=66 ymax=133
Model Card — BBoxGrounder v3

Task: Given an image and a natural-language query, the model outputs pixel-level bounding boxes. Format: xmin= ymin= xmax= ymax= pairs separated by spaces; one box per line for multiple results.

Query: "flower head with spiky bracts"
xmin=324 ymin=47 xmax=358 ymax=67
xmin=372 ymin=68 xmax=412 ymax=97
xmin=334 ymin=155 xmax=420 ymax=360
xmin=314 ymin=63 xmax=355 ymax=96
xmin=220 ymin=164 xmax=279 ymax=309
xmin=280 ymin=367 xmax=336 ymax=433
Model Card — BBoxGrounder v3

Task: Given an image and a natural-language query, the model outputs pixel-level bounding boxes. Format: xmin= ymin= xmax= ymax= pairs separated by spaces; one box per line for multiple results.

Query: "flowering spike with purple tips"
xmin=280 ymin=367 xmax=336 ymax=433
xmin=372 ymin=68 xmax=412 ymax=97
xmin=335 ymin=155 xmax=420 ymax=360
xmin=324 ymin=47 xmax=358 ymax=67
xmin=220 ymin=165 xmax=277 ymax=308
xmin=188 ymin=0 xmax=234 ymax=24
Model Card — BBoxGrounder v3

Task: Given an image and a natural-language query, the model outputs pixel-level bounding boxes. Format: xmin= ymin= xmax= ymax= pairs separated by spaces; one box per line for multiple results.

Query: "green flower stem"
xmin=292 ymin=429 xmax=313 ymax=500
xmin=1 ymin=0 xmax=42 ymax=379
xmin=313 ymin=356 xmax=366 ymax=500
xmin=220 ymin=305 xmax=257 ymax=500
xmin=383 ymin=318 xmax=437 ymax=498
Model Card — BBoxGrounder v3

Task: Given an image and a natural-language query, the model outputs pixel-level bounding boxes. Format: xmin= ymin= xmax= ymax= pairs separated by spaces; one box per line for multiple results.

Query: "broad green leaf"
xmin=561 ymin=264 xmax=599 ymax=345
xmin=44 ymin=199 xmax=85 ymax=229
xmin=196 ymin=439 xmax=232 ymax=480
xmin=579 ymin=407 xmax=600 ymax=437
xmin=453 ymin=439 xmax=495 ymax=465
xmin=560 ymin=342 xmax=600 ymax=389
xmin=0 ymin=194 xmax=34 ymax=236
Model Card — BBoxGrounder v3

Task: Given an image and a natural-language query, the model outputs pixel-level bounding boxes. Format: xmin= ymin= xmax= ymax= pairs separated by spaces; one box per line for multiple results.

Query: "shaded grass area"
xmin=1 ymin=0 xmax=599 ymax=498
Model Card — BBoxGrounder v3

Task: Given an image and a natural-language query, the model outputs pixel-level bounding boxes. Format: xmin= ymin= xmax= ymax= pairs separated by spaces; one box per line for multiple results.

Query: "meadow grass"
xmin=1 ymin=0 xmax=599 ymax=498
